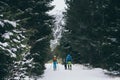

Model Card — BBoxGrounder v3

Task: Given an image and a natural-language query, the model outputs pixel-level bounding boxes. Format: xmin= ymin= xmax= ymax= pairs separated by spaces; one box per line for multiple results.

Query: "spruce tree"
xmin=62 ymin=0 xmax=120 ymax=72
xmin=0 ymin=0 xmax=54 ymax=79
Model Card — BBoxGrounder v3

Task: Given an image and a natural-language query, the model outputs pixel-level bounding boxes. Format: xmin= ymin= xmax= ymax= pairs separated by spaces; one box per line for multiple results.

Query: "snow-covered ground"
xmin=38 ymin=63 xmax=120 ymax=80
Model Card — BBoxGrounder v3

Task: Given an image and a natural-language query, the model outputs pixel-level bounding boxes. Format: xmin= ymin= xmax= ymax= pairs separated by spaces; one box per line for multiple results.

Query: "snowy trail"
xmin=38 ymin=63 xmax=120 ymax=80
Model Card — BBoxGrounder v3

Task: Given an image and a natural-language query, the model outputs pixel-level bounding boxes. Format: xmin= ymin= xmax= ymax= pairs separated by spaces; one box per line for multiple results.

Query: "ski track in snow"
xmin=38 ymin=63 xmax=120 ymax=80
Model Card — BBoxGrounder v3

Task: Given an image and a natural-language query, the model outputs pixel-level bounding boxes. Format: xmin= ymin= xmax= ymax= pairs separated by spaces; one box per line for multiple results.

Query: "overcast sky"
xmin=51 ymin=0 xmax=66 ymax=11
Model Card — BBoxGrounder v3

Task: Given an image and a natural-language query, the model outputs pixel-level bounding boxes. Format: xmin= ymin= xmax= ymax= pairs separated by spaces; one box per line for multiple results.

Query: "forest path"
xmin=38 ymin=63 xmax=120 ymax=80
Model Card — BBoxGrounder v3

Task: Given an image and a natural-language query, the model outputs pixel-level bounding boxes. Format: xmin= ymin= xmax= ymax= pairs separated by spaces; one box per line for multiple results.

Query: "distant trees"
xmin=0 ymin=0 xmax=53 ymax=79
xmin=61 ymin=0 xmax=120 ymax=72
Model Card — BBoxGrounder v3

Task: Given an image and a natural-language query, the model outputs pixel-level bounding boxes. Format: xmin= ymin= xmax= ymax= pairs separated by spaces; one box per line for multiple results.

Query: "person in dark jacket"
xmin=63 ymin=58 xmax=67 ymax=70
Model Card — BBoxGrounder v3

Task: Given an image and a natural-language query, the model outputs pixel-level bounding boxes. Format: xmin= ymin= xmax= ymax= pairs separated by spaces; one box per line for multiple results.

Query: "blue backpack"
xmin=66 ymin=55 xmax=72 ymax=62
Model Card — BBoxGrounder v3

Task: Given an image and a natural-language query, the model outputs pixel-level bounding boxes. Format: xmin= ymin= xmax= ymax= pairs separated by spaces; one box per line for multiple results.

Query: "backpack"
xmin=66 ymin=55 xmax=72 ymax=62
xmin=67 ymin=57 xmax=71 ymax=61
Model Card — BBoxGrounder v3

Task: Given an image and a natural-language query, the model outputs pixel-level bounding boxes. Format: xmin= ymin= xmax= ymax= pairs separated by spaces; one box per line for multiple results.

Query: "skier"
xmin=53 ymin=55 xmax=57 ymax=70
xmin=66 ymin=54 xmax=72 ymax=70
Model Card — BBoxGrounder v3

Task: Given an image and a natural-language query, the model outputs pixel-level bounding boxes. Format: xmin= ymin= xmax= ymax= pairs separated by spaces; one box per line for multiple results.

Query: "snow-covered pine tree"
xmin=0 ymin=19 xmax=32 ymax=80
xmin=0 ymin=0 xmax=54 ymax=79
xmin=0 ymin=21 xmax=15 ymax=79
xmin=0 ymin=1 xmax=17 ymax=79
xmin=26 ymin=0 xmax=54 ymax=77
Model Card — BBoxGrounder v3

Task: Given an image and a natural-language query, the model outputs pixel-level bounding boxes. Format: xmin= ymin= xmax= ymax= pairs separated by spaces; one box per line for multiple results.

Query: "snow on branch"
xmin=2 ymin=32 xmax=13 ymax=39
xmin=36 ymin=36 xmax=48 ymax=43
xmin=0 ymin=42 xmax=8 ymax=47
xmin=6 ymin=49 xmax=16 ymax=57
xmin=4 ymin=20 xmax=17 ymax=27
xmin=0 ymin=21 xmax=4 ymax=27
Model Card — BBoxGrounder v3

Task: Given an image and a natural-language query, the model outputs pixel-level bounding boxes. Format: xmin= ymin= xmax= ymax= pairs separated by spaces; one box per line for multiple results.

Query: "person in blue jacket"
xmin=53 ymin=55 xmax=57 ymax=70
xmin=66 ymin=54 xmax=72 ymax=70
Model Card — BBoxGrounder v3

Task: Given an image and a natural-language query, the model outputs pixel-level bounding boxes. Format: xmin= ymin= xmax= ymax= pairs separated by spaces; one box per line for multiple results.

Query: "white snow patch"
xmin=13 ymin=39 xmax=20 ymax=43
xmin=17 ymin=36 xmax=20 ymax=40
xmin=0 ymin=21 xmax=4 ymax=27
xmin=10 ymin=52 xmax=16 ymax=58
xmin=4 ymin=20 xmax=17 ymax=27
xmin=108 ymin=38 xmax=117 ymax=42
xmin=24 ymin=76 xmax=33 ymax=80
xmin=0 ymin=42 xmax=8 ymax=47
xmin=36 ymin=37 xmax=47 ymax=42
xmin=25 ymin=58 xmax=33 ymax=64
xmin=20 ymin=34 xmax=25 ymax=38
xmin=2 ymin=32 xmax=13 ymax=39
xmin=6 ymin=49 xmax=16 ymax=57
xmin=13 ymin=30 xmax=22 ymax=33
xmin=21 ymin=44 xmax=26 ymax=48
xmin=11 ymin=48 xmax=17 ymax=52
xmin=38 ymin=63 xmax=120 ymax=80
xmin=0 ymin=14 xmax=3 ymax=17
